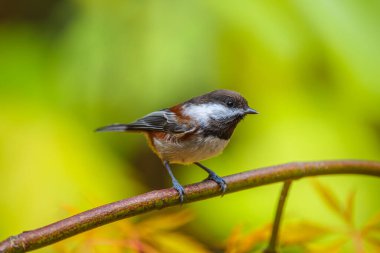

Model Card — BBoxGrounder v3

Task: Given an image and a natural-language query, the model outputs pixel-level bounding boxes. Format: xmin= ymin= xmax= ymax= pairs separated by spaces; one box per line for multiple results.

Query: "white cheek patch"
xmin=183 ymin=103 xmax=244 ymax=125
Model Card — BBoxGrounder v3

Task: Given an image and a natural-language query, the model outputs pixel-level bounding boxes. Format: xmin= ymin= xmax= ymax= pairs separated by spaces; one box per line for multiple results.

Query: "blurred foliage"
xmin=52 ymin=208 xmax=211 ymax=253
xmin=225 ymin=179 xmax=380 ymax=253
xmin=0 ymin=0 xmax=380 ymax=252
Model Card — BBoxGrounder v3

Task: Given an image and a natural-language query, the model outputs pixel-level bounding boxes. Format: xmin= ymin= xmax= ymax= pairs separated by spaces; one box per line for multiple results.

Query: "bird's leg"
xmin=194 ymin=162 xmax=227 ymax=194
xmin=163 ymin=161 xmax=185 ymax=203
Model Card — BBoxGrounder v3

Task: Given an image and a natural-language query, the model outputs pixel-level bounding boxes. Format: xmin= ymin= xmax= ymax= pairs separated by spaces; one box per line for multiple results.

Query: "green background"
xmin=1 ymin=1 xmax=379 ymax=252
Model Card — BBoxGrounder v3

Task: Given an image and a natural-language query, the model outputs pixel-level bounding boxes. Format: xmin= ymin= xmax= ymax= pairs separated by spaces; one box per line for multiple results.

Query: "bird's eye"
xmin=226 ymin=101 xmax=234 ymax=107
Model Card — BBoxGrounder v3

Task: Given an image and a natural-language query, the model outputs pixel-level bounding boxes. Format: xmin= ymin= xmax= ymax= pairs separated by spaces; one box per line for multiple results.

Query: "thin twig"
xmin=264 ymin=180 xmax=292 ymax=253
xmin=1 ymin=160 xmax=380 ymax=253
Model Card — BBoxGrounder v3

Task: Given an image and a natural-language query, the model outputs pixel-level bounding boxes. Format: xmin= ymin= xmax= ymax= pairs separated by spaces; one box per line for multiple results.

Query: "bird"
xmin=96 ymin=89 xmax=258 ymax=202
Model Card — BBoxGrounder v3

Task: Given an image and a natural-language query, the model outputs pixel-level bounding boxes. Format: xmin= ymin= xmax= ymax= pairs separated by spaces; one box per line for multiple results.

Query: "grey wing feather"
xmin=126 ymin=110 xmax=193 ymax=133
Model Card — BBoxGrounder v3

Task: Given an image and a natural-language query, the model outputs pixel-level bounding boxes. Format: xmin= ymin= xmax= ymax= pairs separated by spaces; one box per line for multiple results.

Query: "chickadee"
xmin=96 ymin=89 xmax=258 ymax=202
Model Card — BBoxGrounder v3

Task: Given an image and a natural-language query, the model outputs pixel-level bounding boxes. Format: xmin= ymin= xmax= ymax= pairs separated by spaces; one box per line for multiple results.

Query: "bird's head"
xmin=182 ymin=89 xmax=258 ymax=126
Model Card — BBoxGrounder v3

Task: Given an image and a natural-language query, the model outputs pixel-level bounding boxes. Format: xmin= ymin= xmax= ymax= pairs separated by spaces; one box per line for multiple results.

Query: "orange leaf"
xmin=225 ymin=225 xmax=243 ymax=253
xmin=238 ymin=224 xmax=271 ymax=252
xmin=225 ymin=224 xmax=271 ymax=253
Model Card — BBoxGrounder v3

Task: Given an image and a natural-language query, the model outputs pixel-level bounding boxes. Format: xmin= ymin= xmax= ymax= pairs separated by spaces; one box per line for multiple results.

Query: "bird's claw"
xmin=205 ymin=173 xmax=227 ymax=195
xmin=172 ymin=180 xmax=186 ymax=203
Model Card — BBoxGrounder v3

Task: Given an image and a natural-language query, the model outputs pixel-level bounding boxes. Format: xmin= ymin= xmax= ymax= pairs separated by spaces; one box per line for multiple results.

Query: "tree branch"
xmin=264 ymin=180 xmax=292 ymax=253
xmin=1 ymin=160 xmax=380 ymax=253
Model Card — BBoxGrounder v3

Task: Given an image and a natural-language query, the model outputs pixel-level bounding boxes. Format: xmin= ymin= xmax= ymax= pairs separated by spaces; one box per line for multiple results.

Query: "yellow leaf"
xmin=306 ymin=238 xmax=348 ymax=253
xmin=343 ymin=190 xmax=356 ymax=225
xmin=137 ymin=210 xmax=194 ymax=236
xmin=366 ymin=234 xmax=380 ymax=247
xmin=311 ymin=179 xmax=344 ymax=219
xmin=362 ymin=211 xmax=380 ymax=235
xmin=281 ymin=221 xmax=331 ymax=245
xmin=151 ymin=232 xmax=212 ymax=253
xmin=365 ymin=240 xmax=380 ymax=253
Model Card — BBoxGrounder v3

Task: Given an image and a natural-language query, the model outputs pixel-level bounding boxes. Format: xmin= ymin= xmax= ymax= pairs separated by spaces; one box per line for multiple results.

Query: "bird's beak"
xmin=245 ymin=107 xmax=259 ymax=114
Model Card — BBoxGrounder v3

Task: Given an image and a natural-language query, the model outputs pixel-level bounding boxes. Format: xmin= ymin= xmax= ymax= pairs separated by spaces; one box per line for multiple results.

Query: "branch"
xmin=264 ymin=180 xmax=292 ymax=253
xmin=1 ymin=160 xmax=380 ymax=253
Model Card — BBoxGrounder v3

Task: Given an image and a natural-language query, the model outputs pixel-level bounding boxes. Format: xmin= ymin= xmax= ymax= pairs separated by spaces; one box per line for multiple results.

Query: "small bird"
xmin=96 ymin=89 xmax=258 ymax=202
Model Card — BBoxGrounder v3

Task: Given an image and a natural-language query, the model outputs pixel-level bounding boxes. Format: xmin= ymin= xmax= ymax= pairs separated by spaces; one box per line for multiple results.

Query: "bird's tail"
xmin=95 ymin=124 xmax=129 ymax=132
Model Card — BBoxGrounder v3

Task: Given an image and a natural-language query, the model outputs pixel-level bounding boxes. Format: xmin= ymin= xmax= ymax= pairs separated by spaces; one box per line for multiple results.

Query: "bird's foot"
xmin=172 ymin=179 xmax=186 ymax=203
xmin=205 ymin=172 xmax=227 ymax=194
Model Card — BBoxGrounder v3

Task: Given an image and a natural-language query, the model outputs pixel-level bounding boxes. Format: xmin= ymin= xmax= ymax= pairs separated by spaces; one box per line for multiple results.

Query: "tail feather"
xmin=95 ymin=124 xmax=129 ymax=132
